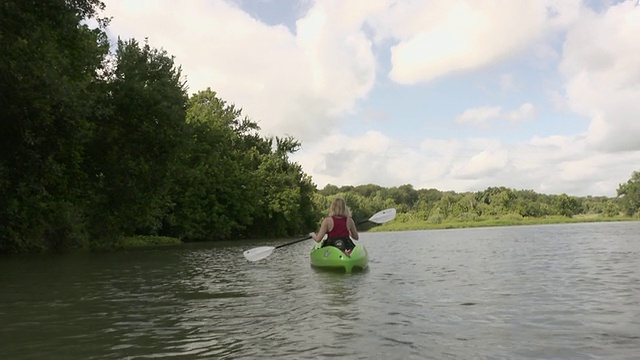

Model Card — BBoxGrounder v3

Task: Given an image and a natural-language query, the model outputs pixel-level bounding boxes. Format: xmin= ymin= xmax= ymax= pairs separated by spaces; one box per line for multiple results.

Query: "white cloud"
xmin=454 ymin=149 xmax=510 ymax=179
xmin=293 ymin=131 xmax=397 ymax=186
xmin=102 ymin=0 xmax=377 ymax=142
xmin=455 ymin=103 xmax=535 ymax=128
xmin=293 ymin=128 xmax=640 ymax=196
xmin=559 ymin=0 xmax=640 ymax=152
xmin=377 ymin=0 xmax=582 ymax=84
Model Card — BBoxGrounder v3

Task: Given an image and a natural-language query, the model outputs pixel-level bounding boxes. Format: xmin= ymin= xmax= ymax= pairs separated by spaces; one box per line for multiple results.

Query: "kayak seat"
xmin=323 ymin=237 xmax=355 ymax=252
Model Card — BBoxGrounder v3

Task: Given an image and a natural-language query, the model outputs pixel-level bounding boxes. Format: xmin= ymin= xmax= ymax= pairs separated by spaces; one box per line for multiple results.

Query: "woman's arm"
xmin=347 ymin=217 xmax=359 ymax=240
xmin=310 ymin=217 xmax=332 ymax=242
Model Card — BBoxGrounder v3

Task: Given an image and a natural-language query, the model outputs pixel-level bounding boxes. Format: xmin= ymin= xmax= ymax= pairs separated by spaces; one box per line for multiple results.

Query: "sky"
xmin=100 ymin=0 xmax=640 ymax=197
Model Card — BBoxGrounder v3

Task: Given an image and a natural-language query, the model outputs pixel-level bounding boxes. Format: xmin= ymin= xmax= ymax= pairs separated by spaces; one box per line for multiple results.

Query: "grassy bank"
xmin=371 ymin=214 xmax=636 ymax=232
xmin=93 ymin=215 xmax=636 ymax=250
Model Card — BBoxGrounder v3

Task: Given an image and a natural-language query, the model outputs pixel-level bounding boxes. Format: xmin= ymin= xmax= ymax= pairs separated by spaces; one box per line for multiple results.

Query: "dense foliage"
xmin=1 ymin=0 xmax=111 ymax=252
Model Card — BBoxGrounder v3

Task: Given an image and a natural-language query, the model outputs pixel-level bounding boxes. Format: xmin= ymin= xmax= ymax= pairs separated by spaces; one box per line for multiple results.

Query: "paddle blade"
xmin=243 ymin=246 xmax=275 ymax=262
xmin=368 ymin=208 xmax=396 ymax=224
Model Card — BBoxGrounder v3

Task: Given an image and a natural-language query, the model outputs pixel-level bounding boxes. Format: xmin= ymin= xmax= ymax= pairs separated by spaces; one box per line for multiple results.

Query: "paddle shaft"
xmin=274 ymin=235 xmax=311 ymax=249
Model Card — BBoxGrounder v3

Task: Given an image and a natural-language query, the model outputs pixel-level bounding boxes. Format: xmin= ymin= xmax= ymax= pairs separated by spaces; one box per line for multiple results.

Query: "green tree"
xmin=412 ymin=188 xmax=441 ymax=219
xmin=453 ymin=192 xmax=476 ymax=219
xmin=515 ymin=200 xmax=543 ymax=217
xmin=474 ymin=186 xmax=510 ymax=215
xmin=417 ymin=188 xmax=443 ymax=204
xmin=251 ymin=136 xmax=318 ymax=237
xmin=387 ymin=184 xmax=418 ymax=211
xmin=553 ymin=194 xmax=582 ymax=217
xmin=497 ymin=188 xmax=517 ymax=213
xmin=353 ymin=184 xmax=384 ymax=198
xmin=603 ymin=200 xmax=620 ymax=217
xmin=617 ymin=171 xmax=640 ymax=216
xmin=436 ymin=192 xmax=459 ymax=219
xmin=0 ymin=0 xmax=109 ymax=252
xmin=162 ymin=89 xmax=259 ymax=240
xmin=85 ymin=38 xmax=187 ymax=241
xmin=319 ymin=184 xmax=340 ymax=196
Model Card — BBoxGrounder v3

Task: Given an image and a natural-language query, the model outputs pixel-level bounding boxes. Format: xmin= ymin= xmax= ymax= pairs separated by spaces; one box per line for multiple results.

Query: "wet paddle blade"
xmin=243 ymin=246 xmax=275 ymax=262
xmin=367 ymin=208 xmax=396 ymax=224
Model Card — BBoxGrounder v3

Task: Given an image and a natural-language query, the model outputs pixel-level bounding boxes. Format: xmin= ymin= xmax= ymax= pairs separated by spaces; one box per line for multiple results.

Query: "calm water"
xmin=1 ymin=222 xmax=639 ymax=359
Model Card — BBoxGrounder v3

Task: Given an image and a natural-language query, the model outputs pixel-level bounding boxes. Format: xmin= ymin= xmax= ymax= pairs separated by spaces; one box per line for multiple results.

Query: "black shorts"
xmin=323 ymin=237 xmax=355 ymax=251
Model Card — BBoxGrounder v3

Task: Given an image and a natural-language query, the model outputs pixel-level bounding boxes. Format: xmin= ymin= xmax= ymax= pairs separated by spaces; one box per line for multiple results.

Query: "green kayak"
xmin=310 ymin=242 xmax=368 ymax=273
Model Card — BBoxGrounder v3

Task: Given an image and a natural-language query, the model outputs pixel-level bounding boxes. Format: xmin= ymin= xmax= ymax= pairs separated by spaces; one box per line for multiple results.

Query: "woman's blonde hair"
xmin=329 ymin=197 xmax=351 ymax=217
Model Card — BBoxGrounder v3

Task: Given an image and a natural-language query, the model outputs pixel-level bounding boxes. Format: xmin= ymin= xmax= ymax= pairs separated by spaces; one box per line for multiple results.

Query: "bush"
xmin=457 ymin=212 xmax=476 ymax=221
xmin=429 ymin=214 xmax=443 ymax=224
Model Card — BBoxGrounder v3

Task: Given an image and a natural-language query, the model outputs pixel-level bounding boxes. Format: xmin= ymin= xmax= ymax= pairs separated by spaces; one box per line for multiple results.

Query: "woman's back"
xmin=328 ymin=216 xmax=350 ymax=238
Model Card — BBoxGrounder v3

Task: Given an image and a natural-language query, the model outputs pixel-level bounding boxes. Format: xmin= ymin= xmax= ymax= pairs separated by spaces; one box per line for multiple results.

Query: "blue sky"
xmin=102 ymin=0 xmax=640 ymax=196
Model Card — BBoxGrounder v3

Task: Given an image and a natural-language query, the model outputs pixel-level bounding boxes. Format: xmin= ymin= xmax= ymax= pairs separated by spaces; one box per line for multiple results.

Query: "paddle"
xmin=243 ymin=208 xmax=396 ymax=262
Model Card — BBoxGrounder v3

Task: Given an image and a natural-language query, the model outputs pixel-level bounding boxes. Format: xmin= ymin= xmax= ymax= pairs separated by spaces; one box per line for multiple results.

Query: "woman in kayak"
xmin=310 ymin=197 xmax=359 ymax=252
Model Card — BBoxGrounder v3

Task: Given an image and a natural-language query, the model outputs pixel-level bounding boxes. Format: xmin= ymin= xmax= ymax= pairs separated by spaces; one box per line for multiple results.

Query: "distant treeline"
xmin=316 ymin=179 xmax=640 ymax=226
xmin=1 ymin=1 xmax=638 ymax=254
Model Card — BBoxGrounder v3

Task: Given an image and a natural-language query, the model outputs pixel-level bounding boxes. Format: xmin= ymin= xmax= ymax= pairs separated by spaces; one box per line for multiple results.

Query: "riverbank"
xmin=111 ymin=235 xmax=183 ymax=249
xmin=108 ymin=215 xmax=637 ymax=249
xmin=370 ymin=214 xmax=637 ymax=232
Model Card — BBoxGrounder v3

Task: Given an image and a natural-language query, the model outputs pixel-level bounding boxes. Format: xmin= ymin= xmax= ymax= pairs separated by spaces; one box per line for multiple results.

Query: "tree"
xmin=453 ymin=192 xmax=476 ymax=219
xmin=617 ymin=171 xmax=640 ymax=216
xmin=85 ymin=38 xmax=187 ymax=240
xmin=497 ymin=188 xmax=517 ymax=213
xmin=388 ymin=184 xmax=418 ymax=210
xmin=436 ymin=192 xmax=458 ymax=219
xmin=603 ymin=200 xmax=619 ymax=217
xmin=161 ymin=89 xmax=267 ymax=240
xmin=553 ymin=194 xmax=582 ymax=217
xmin=319 ymin=184 xmax=340 ymax=196
xmin=0 ymin=0 xmax=109 ymax=252
xmin=352 ymin=184 xmax=384 ymax=198
xmin=250 ymin=136 xmax=319 ymax=237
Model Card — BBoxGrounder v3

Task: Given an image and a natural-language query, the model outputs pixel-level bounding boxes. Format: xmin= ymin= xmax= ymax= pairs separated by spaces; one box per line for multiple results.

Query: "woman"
xmin=310 ymin=197 xmax=359 ymax=252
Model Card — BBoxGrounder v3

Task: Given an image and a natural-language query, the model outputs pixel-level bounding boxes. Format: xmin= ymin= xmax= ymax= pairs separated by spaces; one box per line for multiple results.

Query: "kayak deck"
xmin=310 ymin=243 xmax=368 ymax=273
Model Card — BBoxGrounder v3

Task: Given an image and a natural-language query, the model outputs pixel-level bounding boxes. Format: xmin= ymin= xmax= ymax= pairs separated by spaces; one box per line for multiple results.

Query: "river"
xmin=1 ymin=222 xmax=638 ymax=359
